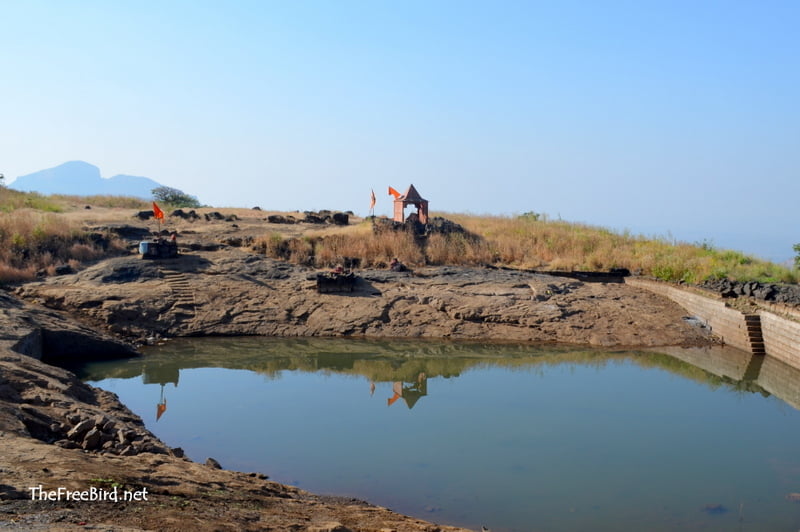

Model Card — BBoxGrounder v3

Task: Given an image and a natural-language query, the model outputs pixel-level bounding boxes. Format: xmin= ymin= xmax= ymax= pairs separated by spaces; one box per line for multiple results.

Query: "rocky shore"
xmin=1 ymin=215 xmax=721 ymax=531
xmin=0 ymin=349 xmax=469 ymax=531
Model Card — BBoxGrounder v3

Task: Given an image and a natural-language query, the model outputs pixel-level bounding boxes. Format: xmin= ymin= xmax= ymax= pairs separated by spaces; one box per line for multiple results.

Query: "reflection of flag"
xmin=370 ymin=189 xmax=376 ymax=210
xmin=388 ymin=186 xmax=401 ymax=199
xmin=388 ymin=381 xmax=402 ymax=406
xmin=152 ymin=202 xmax=165 ymax=223
xmin=156 ymin=399 xmax=167 ymax=421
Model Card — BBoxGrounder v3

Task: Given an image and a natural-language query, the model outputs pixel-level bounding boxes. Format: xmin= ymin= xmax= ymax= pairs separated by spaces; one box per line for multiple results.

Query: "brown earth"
xmin=0 ymin=207 xmax=718 ymax=531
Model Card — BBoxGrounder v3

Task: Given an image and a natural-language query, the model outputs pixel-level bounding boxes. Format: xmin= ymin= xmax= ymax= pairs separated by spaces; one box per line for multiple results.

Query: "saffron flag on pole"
xmin=152 ymin=202 xmax=165 ymax=224
xmin=370 ymin=189 xmax=376 ymax=210
xmin=388 ymin=186 xmax=401 ymax=199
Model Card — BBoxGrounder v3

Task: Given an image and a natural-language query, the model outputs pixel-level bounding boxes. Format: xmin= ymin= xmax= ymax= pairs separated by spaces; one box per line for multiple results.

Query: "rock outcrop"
xmin=14 ymin=250 xmax=716 ymax=348
xmin=0 ymin=291 xmax=138 ymax=362
xmin=0 ymin=351 xmax=168 ymax=456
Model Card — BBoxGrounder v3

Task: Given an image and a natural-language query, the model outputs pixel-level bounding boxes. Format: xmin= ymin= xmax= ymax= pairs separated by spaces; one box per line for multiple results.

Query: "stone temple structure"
xmin=392 ymin=184 xmax=429 ymax=224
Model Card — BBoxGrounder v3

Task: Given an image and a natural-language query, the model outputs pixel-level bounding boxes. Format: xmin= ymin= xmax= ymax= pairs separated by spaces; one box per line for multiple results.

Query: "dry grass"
xmin=1 ymin=187 xmax=794 ymax=286
xmin=0 ymin=187 xmax=63 ymax=213
xmin=50 ymin=194 xmax=150 ymax=209
xmin=448 ymin=213 xmax=797 ymax=283
xmin=255 ymin=224 xmax=426 ymax=268
xmin=256 ymin=212 xmax=797 ymax=284
xmin=0 ymin=210 xmax=122 ymax=284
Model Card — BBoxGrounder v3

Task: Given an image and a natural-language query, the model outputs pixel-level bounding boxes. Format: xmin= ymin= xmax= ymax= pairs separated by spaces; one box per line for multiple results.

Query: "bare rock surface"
xmin=15 ymin=249 xmax=714 ymax=348
xmin=0 ymin=291 xmax=137 ymax=362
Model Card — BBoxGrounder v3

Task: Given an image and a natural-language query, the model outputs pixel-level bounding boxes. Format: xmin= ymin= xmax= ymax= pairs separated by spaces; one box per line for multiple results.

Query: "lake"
xmin=68 ymin=337 xmax=800 ymax=531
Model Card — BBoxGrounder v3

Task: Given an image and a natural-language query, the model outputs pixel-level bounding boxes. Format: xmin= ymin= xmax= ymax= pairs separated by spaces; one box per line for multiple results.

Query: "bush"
xmin=152 ymin=186 xmax=201 ymax=208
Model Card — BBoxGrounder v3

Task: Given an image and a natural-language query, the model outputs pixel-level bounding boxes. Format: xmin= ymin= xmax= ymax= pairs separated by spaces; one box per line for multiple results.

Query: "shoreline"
xmin=1 ymin=243 xmax=721 ymax=530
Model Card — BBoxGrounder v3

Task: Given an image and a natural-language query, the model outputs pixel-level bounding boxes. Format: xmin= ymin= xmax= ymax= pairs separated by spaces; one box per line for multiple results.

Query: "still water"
xmin=69 ymin=338 xmax=800 ymax=531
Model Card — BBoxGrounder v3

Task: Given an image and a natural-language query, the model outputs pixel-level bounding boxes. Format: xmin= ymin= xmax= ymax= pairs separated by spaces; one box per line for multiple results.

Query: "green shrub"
xmin=152 ymin=186 xmax=201 ymax=208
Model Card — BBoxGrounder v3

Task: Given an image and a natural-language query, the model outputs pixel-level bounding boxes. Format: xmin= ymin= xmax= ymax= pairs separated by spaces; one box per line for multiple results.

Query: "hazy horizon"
xmin=1 ymin=1 xmax=797 ymax=262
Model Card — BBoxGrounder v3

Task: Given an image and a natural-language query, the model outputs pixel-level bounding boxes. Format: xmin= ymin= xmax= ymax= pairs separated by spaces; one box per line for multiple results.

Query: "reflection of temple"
xmin=387 ymin=372 xmax=428 ymax=409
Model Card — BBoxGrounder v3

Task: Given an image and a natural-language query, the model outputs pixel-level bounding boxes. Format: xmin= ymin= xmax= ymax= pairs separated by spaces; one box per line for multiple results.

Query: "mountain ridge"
xmin=10 ymin=161 xmax=163 ymax=199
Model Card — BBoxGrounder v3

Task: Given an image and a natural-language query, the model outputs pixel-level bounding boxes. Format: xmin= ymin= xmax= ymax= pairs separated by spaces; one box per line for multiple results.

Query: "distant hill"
xmin=10 ymin=161 xmax=163 ymax=199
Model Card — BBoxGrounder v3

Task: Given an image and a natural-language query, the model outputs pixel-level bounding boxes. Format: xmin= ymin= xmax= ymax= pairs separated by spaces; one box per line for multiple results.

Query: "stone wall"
xmin=625 ymin=278 xmax=754 ymax=352
xmin=627 ymin=277 xmax=800 ymax=368
xmin=758 ymin=309 xmax=800 ymax=368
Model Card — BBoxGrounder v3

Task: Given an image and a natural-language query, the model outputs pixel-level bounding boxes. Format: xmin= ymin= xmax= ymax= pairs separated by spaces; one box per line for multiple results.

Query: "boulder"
xmin=170 ymin=209 xmax=200 ymax=221
xmin=268 ymin=215 xmax=295 ymax=224
xmin=82 ymin=427 xmax=103 ymax=449
xmin=66 ymin=419 xmax=95 ymax=441
xmin=89 ymin=224 xmax=151 ymax=241
xmin=54 ymin=265 xmax=74 ymax=276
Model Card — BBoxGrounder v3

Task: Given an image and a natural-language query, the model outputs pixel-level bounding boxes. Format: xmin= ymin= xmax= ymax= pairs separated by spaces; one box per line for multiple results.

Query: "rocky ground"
xmin=0 ymin=207 xmax=722 ymax=531
xmin=0 ymin=350 xmax=469 ymax=532
xmin=14 ymin=253 xmax=714 ymax=350
xmin=700 ymin=278 xmax=800 ymax=305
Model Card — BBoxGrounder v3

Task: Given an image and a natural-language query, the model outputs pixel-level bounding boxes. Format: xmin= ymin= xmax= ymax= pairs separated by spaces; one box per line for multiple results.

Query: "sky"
xmin=1 ymin=0 xmax=798 ymax=262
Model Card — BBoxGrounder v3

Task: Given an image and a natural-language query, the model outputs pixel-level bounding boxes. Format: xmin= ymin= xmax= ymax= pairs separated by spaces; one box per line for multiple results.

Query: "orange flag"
xmin=370 ymin=189 xmax=376 ymax=210
xmin=388 ymin=186 xmax=401 ymax=199
xmin=152 ymin=202 xmax=165 ymax=224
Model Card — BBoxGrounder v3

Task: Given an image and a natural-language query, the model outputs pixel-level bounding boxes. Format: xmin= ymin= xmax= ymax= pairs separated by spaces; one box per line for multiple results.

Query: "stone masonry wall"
xmin=627 ymin=278 xmax=800 ymax=368
xmin=625 ymin=278 xmax=752 ymax=352
xmin=758 ymin=310 xmax=800 ymax=368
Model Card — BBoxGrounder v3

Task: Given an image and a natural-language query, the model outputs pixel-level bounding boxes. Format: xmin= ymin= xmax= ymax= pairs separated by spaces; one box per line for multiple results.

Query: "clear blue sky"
xmin=1 ymin=1 xmax=798 ymax=262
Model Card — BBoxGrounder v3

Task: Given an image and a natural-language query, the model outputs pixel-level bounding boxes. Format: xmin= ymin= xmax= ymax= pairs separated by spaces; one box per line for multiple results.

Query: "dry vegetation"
xmin=0 ymin=189 xmax=129 ymax=283
xmin=1 ymin=184 xmax=796 ymax=286
xmin=50 ymin=193 xmax=149 ymax=210
xmin=256 ymin=212 xmax=797 ymax=284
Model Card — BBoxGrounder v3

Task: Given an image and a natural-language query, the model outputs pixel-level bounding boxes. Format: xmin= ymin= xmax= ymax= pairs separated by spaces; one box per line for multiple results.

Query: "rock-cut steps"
xmin=160 ymin=268 xmax=196 ymax=326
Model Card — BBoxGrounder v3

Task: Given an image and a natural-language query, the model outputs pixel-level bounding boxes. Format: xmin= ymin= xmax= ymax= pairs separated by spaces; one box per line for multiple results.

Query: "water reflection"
xmin=66 ymin=337 xmax=800 ymax=414
xmin=388 ymin=372 xmax=427 ymax=409
xmin=156 ymin=384 xmax=168 ymax=421
xmin=65 ymin=338 xmax=800 ymax=532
